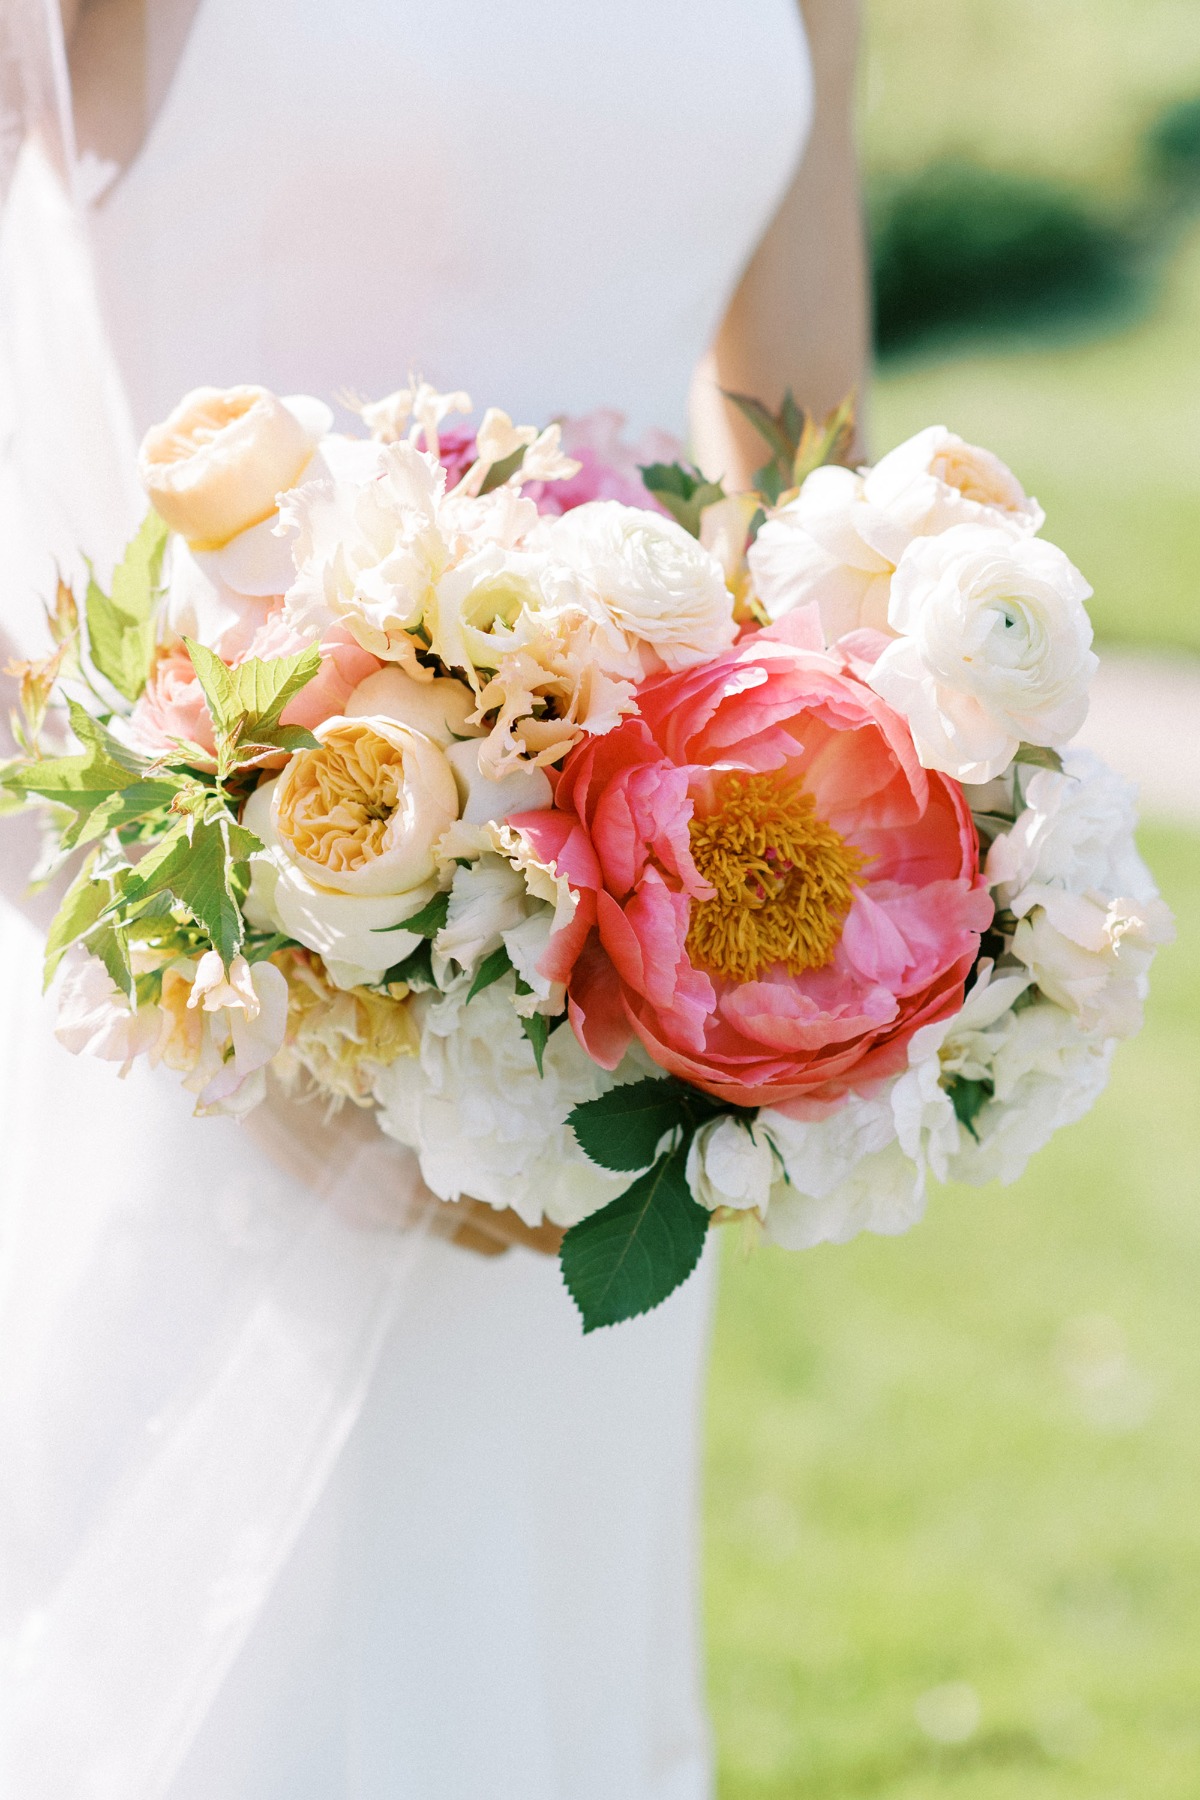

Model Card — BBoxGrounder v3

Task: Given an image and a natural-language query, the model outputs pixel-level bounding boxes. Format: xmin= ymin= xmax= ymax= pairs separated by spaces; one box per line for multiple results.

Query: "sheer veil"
xmin=0 ymin=12 xmax=434 ymax=1795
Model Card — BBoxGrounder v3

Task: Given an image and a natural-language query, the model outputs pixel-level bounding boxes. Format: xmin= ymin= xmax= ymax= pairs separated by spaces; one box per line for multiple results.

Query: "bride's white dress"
xmin=0 ymin=3 xmax=811 ymax=1795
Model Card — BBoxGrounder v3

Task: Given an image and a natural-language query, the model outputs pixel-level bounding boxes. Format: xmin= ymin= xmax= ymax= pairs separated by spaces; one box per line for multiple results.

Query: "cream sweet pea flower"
xmin=156 ymin=955 xmax=288 ymax=1115
xmin=540 ymin=500 xmax=736 ymax=670
xmin=868 ymin=525 xmax=1097 ymax=783
xmin=55 ymin=952 xmax=163 ymax=1074
xmin=747 ymin=428 xmax=1042 ymax=640
xmin=686 ymin=1117 xmax=775 ymax=1215
xmin=140 ymin=386 xmax=328 ymax=549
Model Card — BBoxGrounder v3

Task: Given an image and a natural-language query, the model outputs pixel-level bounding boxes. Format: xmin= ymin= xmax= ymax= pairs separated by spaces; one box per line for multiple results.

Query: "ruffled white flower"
xmin=868 ymin=525 xmax=1097 ymax=783
xmin=747 ymin=427 xmax=1042 ymax=640
xmin=373 ymin=983 xmax=637 ymax=1227
xmin=433 ymin=817 xmax=575 ymax=1014
xmin=686 ymin=1117 xmax=775 ymax=1214
xmin=540 ymin=500 xmax=736 ymax=670
xmin=358 ymin=381 xmax=472 ymax=451
xmin=280 ymin=441 xmax=453 ymax=673
xmin=985 ymin=750 xmax=1174 ymax=1039
xmin=893 ymin=965 xmax=1113 ymax=1188
xmin=273 ymin=949 xmax=418 ymax=1106
xmin=759 ymin=1092 xmax=926 ymax=1250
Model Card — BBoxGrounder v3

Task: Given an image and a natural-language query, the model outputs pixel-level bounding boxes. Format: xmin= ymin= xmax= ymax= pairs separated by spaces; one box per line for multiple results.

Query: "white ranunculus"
xmin=686 ymin=1117 xmax=776 ymax=1214
xmin=280 ymin=440 xmax=452 ymax=673
xmin=747 ymin=429 xmax=1041 ymax=641
xmin=759 ymin=1093 xmax=926 ymax=1249
xmin=541 ymin=500 xmax=736 ymax=669
xmin=373 ymin=983 xmax=639 ymax=1227
xmin=748 ymin=464 xmax=894 ymax=638
xmin=868 ymin=524 xmax=1097 ymax=783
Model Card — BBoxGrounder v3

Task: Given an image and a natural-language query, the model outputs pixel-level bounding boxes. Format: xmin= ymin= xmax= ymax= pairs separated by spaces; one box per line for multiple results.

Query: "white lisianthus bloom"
xmin=686 ymin=1117 xmax=775 ymax=1214
xmin=541 ymin=500 xmax=736 ymax=670
xmin=759 ymin=1092 xmax=926 ymax=1250
xmin=373 ymin=983 xmax=639 ymax=1227
xmin=280 ymin=440 xmax=453 ymax=674
xmin=747 ymin=428 xmax=1041 ymax=640
xmin=433 ymin=817 xmax=575 ymax=1014
xmin=867 ymin=525 xmax=1097 ymax=783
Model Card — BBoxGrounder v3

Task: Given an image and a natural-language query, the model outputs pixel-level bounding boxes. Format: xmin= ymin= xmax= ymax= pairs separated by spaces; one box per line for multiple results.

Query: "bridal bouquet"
xmin=2 ymin=383 xmax=1172 ymax=1329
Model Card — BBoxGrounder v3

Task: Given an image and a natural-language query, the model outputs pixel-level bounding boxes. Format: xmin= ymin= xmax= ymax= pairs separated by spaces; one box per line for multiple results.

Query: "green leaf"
xmin=86 ymin=512 xmax=169 ymax=702
xmin=1013 ymin=743 xmax=1065 ymax=774
xmin=373 ymin=889 xmax=450 ymax=939
xmin=559 ymin=1146 xmax=710 ymax=1333
xmin=86 ymin=921 xmax=135 ymax=1002
xmin=521 ymin=1011 xmax=550 ymax=1076
xmin=231 ymin=725 xmax=320 ymax=763
xmin=479 ymin=444 xmax=528 ymax=494
xmin=380 ymin=938 xmax=436 ymax=989
xmin=184 ymin=638 xmax=240 ymax=738
xmin=946 ymin=1074 xmax=995 ymax=1142
xmin=568 ymin=1076 xmax=688 ymax=1173
xmin=722 ymin=390 xmax=799 ymax=467
xmin=71 ymin=777 xmax=187 ymax=849
xmin=639 ymin=461 xmax=726 ymax=538
xmin=228 ymin=645 xmax=322 ymax=734
xmin=115 ymin=810 xmax=253 ymax=964
xmin=466 ymin=943 xmax=513 ymax=1002
xmin=10 ymin=700 xmax=146 ymax=824
xmin=43 ymin=852 xmax=110 ymax=988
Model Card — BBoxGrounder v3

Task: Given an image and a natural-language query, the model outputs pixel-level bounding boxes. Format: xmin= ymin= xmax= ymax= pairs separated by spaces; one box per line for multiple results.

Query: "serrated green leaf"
xmin=466 ymin=943 xmax=513 ymax=1002
xmin=43 ymin=852 xmax=110 ymax=988
xmin=85 ymin=922 xmax=135 ymax=1002
xmin=521 ymin=1011 xmax=549 ymax=1076
xmin=10 ymin=700 xmax=146 ymax=822
xmin=723 ymin=390 xmax=798 ymax=466
xmin=115 ymin=811 xmax=250 ymax=963
xmin=85 ymin=513 xmax=169 ymax=702
xmin=184 ymin=638 xmax=239 ymax=737
xmin=559 ymin=1145 xmax=710 ymax=1333
xmin=231 ymin=725 xmax=320 ymax=763
xmin=1012 ymin=743 xmax=1065 ymax=774
xmin=568 ymin=1076 xmax=688 ymax=1172
xmin=71 ymin=777 xmax=187 ymax=849
xmin=372 ymin=890 xmax=450 ymax=938
xmin=228 ymin=645 xmax=322 ymax=733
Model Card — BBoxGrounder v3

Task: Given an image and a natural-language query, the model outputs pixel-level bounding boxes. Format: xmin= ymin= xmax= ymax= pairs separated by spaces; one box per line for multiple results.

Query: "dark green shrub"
xmin=871 ymin=161 xmax=1141 ymax=359
xmin=1146 ymin=95 xmax=1200 ymax=193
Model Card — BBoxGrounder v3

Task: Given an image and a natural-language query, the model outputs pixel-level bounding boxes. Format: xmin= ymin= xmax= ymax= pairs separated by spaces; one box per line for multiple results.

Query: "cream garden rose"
xmin=140 ymin=386 xmax=326 ymax=549
xmin=867 ymin=524 xmax=1098 ymax=783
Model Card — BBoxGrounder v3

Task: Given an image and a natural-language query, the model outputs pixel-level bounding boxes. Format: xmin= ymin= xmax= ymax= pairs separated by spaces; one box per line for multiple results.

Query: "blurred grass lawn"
xmin=864 ymin=0 xmax=1200 ymax=656
xmin=705 ymin=822 xmax=1200 ymax=1797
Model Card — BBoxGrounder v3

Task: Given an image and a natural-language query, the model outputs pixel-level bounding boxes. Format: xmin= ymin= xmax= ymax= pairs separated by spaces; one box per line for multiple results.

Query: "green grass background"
xmin=705 ymin=7 xmax=1200 ymax=1791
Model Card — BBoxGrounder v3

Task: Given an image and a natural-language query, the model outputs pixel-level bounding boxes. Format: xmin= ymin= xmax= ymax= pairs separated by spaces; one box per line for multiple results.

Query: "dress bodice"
xmin=86 ymin=0 xmax=811 ymax=436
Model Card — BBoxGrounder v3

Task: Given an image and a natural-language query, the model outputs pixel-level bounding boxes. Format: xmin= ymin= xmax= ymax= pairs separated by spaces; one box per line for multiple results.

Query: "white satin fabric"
xmin=1 ymin=3 xmax=813 ymax=1795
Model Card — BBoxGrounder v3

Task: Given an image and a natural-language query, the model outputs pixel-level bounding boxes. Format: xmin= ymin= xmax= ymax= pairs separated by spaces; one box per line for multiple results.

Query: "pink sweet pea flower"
xmin=515 ymin=610 xmax=992 ymax=1112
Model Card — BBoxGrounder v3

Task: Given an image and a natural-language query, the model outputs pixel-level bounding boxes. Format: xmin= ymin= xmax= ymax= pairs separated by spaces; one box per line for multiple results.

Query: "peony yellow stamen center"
xmin=686 ymin=772 xmax=864 ymax=982
xmin=277 ymin=724 xmax=405 ymax=873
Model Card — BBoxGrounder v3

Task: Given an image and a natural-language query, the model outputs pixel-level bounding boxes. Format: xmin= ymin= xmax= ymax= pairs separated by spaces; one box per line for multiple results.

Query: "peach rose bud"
xmin=139 ymin=385 xmax=318 ymax=548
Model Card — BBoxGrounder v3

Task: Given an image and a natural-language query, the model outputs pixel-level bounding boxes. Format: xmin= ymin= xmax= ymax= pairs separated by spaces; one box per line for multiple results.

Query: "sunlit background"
xmin=706 ymin=4 xmax=1200 ymax=1793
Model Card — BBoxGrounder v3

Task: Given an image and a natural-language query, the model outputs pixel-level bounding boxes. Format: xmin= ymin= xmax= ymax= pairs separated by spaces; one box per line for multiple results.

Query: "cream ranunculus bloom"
xmin=747 ymin=427 xmax=1042 ymax=641
xmin=140 ymin=386 xmax=327 ymax=549
xmin=867 ymin=524 xmax=1098 ymax=783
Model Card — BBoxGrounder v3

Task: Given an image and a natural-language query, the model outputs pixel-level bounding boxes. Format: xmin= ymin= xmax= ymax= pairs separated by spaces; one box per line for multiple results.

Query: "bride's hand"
xmin=239 ymin=1081 xmax=564 ymax=1259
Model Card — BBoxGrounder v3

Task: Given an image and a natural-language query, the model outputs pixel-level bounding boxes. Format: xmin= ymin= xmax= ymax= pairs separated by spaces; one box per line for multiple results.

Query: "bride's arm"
xmin=690 ymin=0 xmax=869 ymax=488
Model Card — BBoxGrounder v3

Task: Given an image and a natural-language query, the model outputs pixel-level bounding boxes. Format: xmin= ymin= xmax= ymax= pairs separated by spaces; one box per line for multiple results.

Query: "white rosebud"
xmin=685 ymin=1117 xmax=775 ymax=1214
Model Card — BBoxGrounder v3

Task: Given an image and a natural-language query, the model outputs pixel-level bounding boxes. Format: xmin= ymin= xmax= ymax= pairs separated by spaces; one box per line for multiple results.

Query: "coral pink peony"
xmin=126 ymin=612 xmax=382 ymax=764
xmin=515 ymin=610 xmax=992 ymax=1110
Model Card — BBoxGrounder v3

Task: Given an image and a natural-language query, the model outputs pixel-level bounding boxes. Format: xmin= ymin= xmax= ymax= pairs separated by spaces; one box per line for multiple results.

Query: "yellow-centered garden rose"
xmin=139 ymin=385 xmax=320 ymax=548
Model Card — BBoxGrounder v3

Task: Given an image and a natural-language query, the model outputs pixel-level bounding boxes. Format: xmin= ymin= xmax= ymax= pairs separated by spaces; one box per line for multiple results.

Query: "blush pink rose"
xmin=515 ymin=610 xmax=992 ymax=1111
xmin=126 ymin=612 xmax=382 ymax=765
